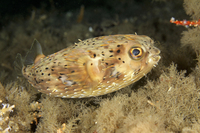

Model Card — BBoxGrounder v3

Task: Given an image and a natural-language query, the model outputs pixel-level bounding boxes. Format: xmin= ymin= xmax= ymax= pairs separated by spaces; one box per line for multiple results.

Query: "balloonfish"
xmin=22 ymin=34 xmax=161 ymax=98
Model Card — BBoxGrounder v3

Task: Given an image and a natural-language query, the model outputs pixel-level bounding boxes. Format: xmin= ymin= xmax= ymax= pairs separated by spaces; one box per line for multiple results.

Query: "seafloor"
xmin=0 ymin=0 xmax=200 ymax=132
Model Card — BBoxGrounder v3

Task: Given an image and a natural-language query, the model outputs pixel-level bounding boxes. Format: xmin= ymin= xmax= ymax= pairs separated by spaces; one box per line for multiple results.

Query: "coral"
xmin=181 ymin=27 xmax=200 ymax=52
xmin=183 ymin=0 xmax=200 ymax=19
xmin=0 ymin=99 xmax=15 ymax=133
xmin=0 ymin=81 xmax=42 ymax=132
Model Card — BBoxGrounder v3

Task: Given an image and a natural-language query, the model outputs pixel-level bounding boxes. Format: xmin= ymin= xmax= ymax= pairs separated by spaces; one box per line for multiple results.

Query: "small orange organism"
xmin=170 ymin=17 xmax=200 ymax=27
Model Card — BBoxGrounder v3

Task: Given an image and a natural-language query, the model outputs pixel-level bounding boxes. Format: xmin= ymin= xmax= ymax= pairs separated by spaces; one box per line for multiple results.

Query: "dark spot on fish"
xmin=121 ymin=37 xmax=125 ymax=40
xmin=72 ymin=82 xmax=76 ymax=85
xmin=109 ymin=50 xmax=113 ymax=53
xmin=105 ymin=63 xmax=108 ymax=65
xmin=71 ymin=70 xmax=75 ymax=73
xmin=45 ymin=67 xmax=48 ymax=70
xmin=47 ymin=79 xmax=51 ymax=81
xmin=36 ymin=71 xmax=38 ymax=73
xmin=34 ymin=78 xmax=39 ymax=84
xmin=102 ymin=54 xmax=105 ymax=56
xmin=91 ymin=63 xmax=93 ymax=65
xmin=48 ymin=73 xmax=51 ymax=76
xmin=92 ymin=43 xmax=95 ymax=45
xmin=41 ymin=73 xmax=44 ymax=75
xmin=93 ymin=54 xmax=96 ymax=58
xmin=122 ymin=61 xmax=125 ymax=63
xmin=109 ymin=55 xmax=113 ymax=57
xmin=41 ymin=79 xmax=44 ymax=82
xmin=102 ymin=59 xmax=104 ymax=61
xmin=51 ymin=69 xmax=54 ymax=71
xmin=53 ymin=62 xmax=56 ymax=64
xmin=117 ymin=45 xmax=120 ymax=47
xmin=83 ymin=63 xmax=85 ymax=66
xmin=40 ymin=70 xmax=42 ymax=72
xmin=118 ymin=58 xmax=121 ymax=60
xmin=117 ymin=49 xmax=120 ymax=53
xmin=60 ymin=73 xmax=64 ymax=75
xmin=58 ymin=76 xmax=62 ymax=79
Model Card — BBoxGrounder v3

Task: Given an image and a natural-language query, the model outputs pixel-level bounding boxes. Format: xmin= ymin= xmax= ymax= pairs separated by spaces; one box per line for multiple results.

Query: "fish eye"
xmin=129 ymin=47 xmax=143 ymax=60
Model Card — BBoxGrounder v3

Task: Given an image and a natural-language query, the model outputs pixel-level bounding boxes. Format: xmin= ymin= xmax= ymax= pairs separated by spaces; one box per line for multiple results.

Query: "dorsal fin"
xmin=24 ymin=39 xmax=45 ymax=66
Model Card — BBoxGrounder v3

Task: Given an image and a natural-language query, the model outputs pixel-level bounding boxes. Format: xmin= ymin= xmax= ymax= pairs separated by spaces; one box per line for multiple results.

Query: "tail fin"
xmin=14 ymin=39 xmax=45 ymax=77
xmin=14 ymin=53 xmax=24 ymax=77
xmin=24 ymin=39 xmax=44 ymax=66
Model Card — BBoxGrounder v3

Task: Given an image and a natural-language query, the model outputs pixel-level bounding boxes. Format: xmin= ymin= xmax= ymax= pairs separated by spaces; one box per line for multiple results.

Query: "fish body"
xmin=22 ymin=34 xmax=161 ymax=98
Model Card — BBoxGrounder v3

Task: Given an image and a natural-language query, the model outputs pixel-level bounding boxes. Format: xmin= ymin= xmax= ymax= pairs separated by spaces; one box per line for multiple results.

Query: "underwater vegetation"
xmin=1 ymin=0 xmax=200 ymax=132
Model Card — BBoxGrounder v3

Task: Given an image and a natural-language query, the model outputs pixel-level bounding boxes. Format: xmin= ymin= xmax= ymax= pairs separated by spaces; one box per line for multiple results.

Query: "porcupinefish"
xmin=22 ymin=34 xmax=161 ymax=98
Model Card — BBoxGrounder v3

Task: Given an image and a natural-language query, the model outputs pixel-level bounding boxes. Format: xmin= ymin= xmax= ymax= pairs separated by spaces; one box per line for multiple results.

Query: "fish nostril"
xmin=154 ymin=48 xmax=160 ymax=55
xmin=150 ymin=47 xmax=160 ymax=55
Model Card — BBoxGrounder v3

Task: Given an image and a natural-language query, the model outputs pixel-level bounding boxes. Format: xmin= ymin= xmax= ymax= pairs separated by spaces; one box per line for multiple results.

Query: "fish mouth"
xmin=151 ymin=55 xmax=161 ymax=62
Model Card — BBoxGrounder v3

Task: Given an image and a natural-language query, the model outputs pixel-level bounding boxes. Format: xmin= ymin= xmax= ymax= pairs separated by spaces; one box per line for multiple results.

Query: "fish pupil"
xmin=133 ymin=49 xmax=140 ymax=56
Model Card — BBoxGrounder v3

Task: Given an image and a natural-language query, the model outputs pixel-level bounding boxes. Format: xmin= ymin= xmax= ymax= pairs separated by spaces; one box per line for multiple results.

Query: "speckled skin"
xmin=22 ymin=34 xmax=160 ymax=98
